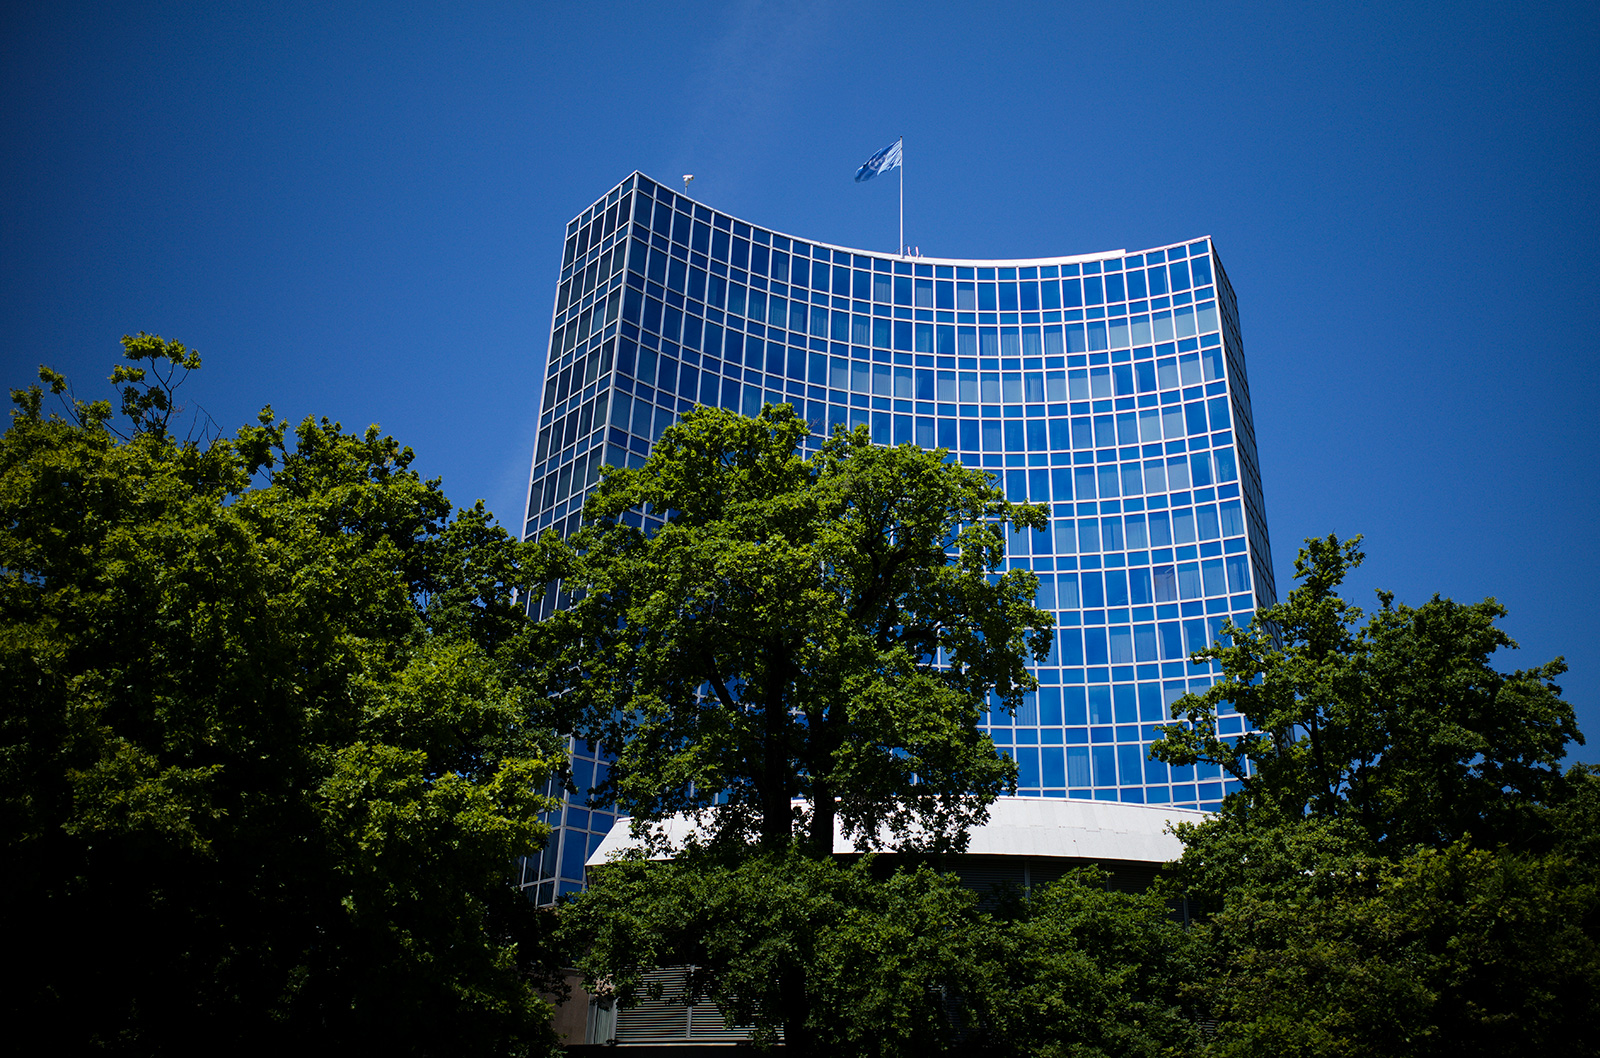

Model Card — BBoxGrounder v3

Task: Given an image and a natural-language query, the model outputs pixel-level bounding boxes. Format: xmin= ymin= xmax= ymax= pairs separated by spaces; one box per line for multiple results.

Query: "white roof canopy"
xmin=586 ymin=797 xmax=1206 ymax=868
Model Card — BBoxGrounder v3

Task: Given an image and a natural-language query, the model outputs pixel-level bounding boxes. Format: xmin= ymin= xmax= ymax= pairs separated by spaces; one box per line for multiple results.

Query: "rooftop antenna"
xmin=682 ymin=174 xmax=695 ymax=195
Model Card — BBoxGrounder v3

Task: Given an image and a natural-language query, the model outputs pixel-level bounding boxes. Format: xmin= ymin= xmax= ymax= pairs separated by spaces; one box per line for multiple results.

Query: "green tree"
xmin=1152 ymin=536 xmax=1599 ymax=1056
xmin=1154 ymin=534 xmax=1579 ymax=852
xmin=563 ymin=850 xmax=974 ymax=1056
xmin=961 ymin=871 xmax=1205 ymax=1058
xmin=563 ymin=852 xmax=1202 ymax=1058
xmin=541 ymin=403 xmax=1059 ymax=1054
xmin=1167 ymin=823 xmax=1600 ymax=1058
xmin=532 ymin=403 xmax=1052 ymax=857
xmin=1 ymin=336 xmax=564 ymax=1055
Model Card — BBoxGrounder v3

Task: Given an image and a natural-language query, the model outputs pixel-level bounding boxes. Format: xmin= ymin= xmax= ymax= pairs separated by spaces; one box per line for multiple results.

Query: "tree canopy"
xmin=1153 ymin=533 xmax=1580 ymax=851
xmin=1 ymin=336 xmax=564 ymax=1055
xmin=532 ymin=403 xmax=1052 ymax=857
xmin=1151 ymin=535 xmax=1599 ymax=1055
xmin=563 ymin=849 xmax=1203 ymax=1058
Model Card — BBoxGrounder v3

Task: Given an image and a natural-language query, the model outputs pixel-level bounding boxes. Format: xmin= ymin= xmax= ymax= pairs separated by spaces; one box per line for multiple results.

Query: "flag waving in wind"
xmin=854 ymin=138 xmax=902 ymax=182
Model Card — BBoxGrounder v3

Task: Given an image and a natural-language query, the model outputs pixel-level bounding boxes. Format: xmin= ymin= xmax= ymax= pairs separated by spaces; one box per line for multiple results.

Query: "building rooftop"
xmin=587 ymin=796 xmax=1207 ymax=868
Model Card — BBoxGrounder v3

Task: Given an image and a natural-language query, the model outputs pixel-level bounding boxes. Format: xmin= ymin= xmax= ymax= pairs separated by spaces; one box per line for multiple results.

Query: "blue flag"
xmin=855 ymin=138 xmax=902 ymax=182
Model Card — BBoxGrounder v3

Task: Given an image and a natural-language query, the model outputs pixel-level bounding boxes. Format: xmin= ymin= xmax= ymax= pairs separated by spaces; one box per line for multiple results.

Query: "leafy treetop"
xmin=2 ymin=341 xmax=563 ymax=1055
xmin=532 ymin=403 xmax=1053 ymax=858
xmin=1153 ymin=533 xmax=1581 ymax=852
xmin=1149 ymin=536 xmax=1598 ymax=1055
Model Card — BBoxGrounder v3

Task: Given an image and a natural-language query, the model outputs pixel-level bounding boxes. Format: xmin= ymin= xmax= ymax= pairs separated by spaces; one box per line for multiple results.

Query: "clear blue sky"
xmin=5 ymin=2 xmax=1597 ymax=759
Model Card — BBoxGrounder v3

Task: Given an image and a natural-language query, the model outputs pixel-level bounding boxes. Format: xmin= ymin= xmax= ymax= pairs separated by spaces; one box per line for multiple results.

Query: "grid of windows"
xmin=521 ymin=172 xmax=1276 ymax=901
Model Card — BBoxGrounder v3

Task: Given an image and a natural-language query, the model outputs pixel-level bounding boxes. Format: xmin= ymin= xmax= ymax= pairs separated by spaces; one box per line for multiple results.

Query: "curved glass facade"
xmin=518 ymin=172 xmax=1276 ymax=902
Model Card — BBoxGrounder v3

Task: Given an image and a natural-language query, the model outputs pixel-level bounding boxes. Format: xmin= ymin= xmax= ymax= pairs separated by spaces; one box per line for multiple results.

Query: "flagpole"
xmin=898 ymin=137 xmax=904 ymax=255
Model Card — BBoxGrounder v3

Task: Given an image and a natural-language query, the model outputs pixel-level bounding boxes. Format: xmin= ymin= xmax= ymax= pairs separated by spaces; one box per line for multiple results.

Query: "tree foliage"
xmin=1154 ymin=533 xmax=1579 ymax=851
xmin=564 ymin=851 xmax=972 ymax=1056
xmin=1152 ymin=535 xmax=1599 ymax=1055
xmin=1163 ymin=816 xmax=1600 ymax=1057
xmin=960 ymin=873 xmax=1205 ymax=1058
xmin=543 ymin=403 xmax=1071 ymax=1053
xmin=562 ymin=851 xmax=1200 ymax=1058
xmin=1 ymin=337 xmax=563 ymax=1055
xmin=533 ymin=403 xmax=1052 ymax=856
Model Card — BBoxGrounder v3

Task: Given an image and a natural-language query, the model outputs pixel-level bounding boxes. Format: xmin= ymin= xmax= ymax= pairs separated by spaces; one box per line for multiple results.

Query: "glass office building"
xmin=517 ymin=172 xmax=1275 ymax=903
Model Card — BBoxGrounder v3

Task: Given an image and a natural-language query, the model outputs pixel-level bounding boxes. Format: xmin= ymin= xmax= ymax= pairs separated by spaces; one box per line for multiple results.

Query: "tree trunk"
xmin=779 ymin=965 xmax=816 ymax=1058
xmin=759 ymin=657 xmax=792 ymax=849
xmin=808 ymin=779 xmax=835 ymax=860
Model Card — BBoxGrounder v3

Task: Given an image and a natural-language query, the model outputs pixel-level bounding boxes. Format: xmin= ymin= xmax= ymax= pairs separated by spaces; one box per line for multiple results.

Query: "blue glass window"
xmin=1214 ymin=449 xmax=1238 ymax=483
xmin=1172 ymin=508 xmax=1196 ymax=544
xmin=1219 ymin=499 xmax=1244 ymax=536
xmin=1054 ymin=519 xmax=1076 ymax=554
xmin=1041 ymin=747 xmax=1065 ymax=788
xmin=1068 ymin=747 xmax=1091 ymax=787
xmin=1158 ymin=620 xmax=1183 ymax=658
xmin=1089 ymin=686 xmax=1113 ymax=724
xmin=893 ymin=275 xmax=913 ymax=306
xmin=1225 ymin=554 xmax=1252 ymax=593
xmin=1118 ymin=744 xmax=1145 ymax=786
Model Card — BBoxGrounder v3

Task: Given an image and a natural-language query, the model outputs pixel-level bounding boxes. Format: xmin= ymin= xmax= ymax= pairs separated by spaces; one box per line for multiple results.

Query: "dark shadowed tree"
xmin=562 ymin=850 xmax=1204 ymax=1058
xmin=1152 ymin=535 xmax=1599 ymax=1056
xmin=959 ymin=868 xmax=1205 ymax=1058
xmin=0 ymin=336 xmax=565 ymax=1055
